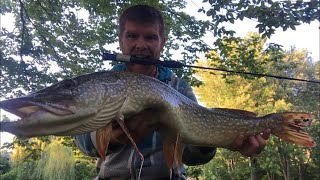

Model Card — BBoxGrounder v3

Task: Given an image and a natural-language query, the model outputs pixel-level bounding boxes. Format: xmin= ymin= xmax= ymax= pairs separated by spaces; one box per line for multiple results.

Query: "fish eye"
xmin=60 ymin=79 xmax=77 ymax=89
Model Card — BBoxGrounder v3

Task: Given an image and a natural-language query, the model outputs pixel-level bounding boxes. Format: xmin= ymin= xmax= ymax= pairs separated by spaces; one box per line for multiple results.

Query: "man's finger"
xmin=261 ymin=128 xmax=271 ymax=140
xmin=249 ymin=133 xmax=269 ymax=155
xmin=229 ymin=135 xmax=245 ymax=151
xmin=248 ymin=136 xmax=260 ymax=149
xmin=255 ymin=134 xmax=267 ymax=152
xmin=256 ymin=134 xmax=267 ymax=146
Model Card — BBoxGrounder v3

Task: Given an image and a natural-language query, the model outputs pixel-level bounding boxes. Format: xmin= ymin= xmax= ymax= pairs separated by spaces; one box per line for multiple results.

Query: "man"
xmin=75 ymin=5 xmax=270 ymax=179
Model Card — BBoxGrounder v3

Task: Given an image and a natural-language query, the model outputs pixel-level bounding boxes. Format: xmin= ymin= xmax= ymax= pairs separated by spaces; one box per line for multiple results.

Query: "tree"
xmin=0 ymin=152 xmax=10 ymax=175
xmin=202 ymin=0 xmax=318 ymax=38
xmin=1 ymin=137 xmax=97 ymax=179
xmin=74 ymin=160 xmax=97 ymax=180
xmin=192 ymin=33 xmax=319 ymax=179
xmin=0 ymin=162 xmax=37 ymax=180
xmin=33 ymin=138 xmax=75 ymax=180
xmin=1 ymin=0 xmax=318 ymax=98
xmin=280 ymin=47 xmax=320 ymax=180
xmin=10 ymin=144 xmax=28 ymax=167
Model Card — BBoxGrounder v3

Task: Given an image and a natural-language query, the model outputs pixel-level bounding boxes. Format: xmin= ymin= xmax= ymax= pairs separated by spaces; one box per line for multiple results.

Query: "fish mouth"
xmin=0 ymin=94 xmax=74 ymax=121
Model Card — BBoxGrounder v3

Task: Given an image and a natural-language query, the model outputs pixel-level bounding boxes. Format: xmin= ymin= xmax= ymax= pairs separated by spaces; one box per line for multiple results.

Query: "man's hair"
xmin=119 ymin=5 xmax=164 ymax=37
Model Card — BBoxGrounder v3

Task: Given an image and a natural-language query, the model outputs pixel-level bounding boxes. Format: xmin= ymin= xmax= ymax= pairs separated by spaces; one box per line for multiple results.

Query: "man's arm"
xmin=182 ymin=145 xmax=216 ymax=166
xmin=75 ymin=133 xmax=99 ymax=157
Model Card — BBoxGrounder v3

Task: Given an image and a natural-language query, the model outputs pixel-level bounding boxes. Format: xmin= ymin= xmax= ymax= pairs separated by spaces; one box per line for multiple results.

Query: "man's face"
xmin=119 ymin=20 xmax=165 ymax=75
xmin=119 ymin=20 xmax=165 ymax=59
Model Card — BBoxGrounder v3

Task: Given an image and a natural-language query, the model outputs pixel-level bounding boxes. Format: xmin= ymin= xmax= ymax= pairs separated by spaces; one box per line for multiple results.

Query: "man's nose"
xmin=135 ymin=37 xmax=147 ymax=50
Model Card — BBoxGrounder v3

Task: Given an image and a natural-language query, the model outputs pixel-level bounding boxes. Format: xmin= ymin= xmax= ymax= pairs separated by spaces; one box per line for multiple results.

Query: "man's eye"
xmin=127 ymin=34 xmax=137 ymax=39
xmin=146 ymin=35 xmax=158 ymax=41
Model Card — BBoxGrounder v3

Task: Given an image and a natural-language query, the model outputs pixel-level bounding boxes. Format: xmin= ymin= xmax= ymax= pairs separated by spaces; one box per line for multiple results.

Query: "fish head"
xmin=0 ymin=72 xmax=127 ymax=138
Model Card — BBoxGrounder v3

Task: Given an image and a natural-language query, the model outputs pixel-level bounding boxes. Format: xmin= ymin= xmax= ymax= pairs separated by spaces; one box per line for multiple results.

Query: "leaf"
xmin=289 ymin=24 xmax=296 ymax=30
xmin=206 ymin=9 xmax=213 ymax=16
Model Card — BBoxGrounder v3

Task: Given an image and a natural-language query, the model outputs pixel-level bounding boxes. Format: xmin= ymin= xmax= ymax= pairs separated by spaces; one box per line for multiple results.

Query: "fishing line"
xmin=102 ymin=53 xmax=320 ymax=84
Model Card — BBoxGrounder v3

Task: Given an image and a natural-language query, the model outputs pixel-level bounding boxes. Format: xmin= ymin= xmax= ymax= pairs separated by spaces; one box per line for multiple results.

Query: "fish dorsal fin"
xmin=212 ymin=108 xmax=257 ymax=118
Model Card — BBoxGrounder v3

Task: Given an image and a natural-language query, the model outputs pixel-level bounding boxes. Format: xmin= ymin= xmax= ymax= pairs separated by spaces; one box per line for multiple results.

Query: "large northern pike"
xmin=0 ymin=71 xmax=316 ymax=168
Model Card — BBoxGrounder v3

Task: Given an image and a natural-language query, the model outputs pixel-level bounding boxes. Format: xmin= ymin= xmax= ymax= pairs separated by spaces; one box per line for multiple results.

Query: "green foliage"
xmin=75 ymin=160 xmax=97 ymax=180
xmin=4 ymin=137 xmax=50 ymax=163
xmin=192 ymin=33 xmax=319 ymax=179
xmin=203 ymin=0 xmax=319 ymax=38
xmin=258 ymin=138 xmax=283 ymax=178
xmin=186 ymin=165 xmax=204 ymax=179
xmin=204 ymin=149 xmax=251 ymax=179
xmin=0 ymin=155 xmax=10 ymax=174
xmin=1 ymin=0 xmax=318 ymax=97
xmin=0 ymin=161 xmax=37 ymax=180
xmin=33 ymin=139 xmax=75 ymax=180
xmin=209 ymin=32 xmax=294 ymax=81
xmin=1 ymin=136 xmax=97 ymax=179
xmin=306 ymin=121 xmax=320 ymax=180
xmin=197 ymin=35 xmax=290 ymax=110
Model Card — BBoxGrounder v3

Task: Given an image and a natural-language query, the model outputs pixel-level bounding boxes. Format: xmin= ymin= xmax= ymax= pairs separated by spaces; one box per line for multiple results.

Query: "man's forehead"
xmin=123 ymin=20 xmax=160 ymax=32
xmin=125 ymin=19 xmax=160 ymax=26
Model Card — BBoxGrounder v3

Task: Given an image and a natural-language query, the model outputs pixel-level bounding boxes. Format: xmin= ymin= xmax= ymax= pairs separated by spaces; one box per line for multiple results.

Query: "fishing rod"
xmin=102 ymin=52 xmax=320 ymax=84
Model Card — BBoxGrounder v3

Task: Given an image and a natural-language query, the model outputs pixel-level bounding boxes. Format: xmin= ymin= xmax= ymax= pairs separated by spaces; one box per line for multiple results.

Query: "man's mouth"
xmin=132 ymin=55 xmax=152 ymax=59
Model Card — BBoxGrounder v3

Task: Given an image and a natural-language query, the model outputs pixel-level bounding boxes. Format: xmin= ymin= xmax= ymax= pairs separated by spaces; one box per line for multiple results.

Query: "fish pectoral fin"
xmin=162 ymin=134 xmax=175 ymax=170
xmin=114 ymin=115 xmax=144 ymax=162
xmin=174 ymin=134 xmax=184 ymax=175
xmin=162 ymin=133 xmax=184 ymax=174
xmin=96 ymin=124 xmax=112 ymax=160
xmin=271 ymin=112 xmax=316 ymax=147
xmin=212 ymin=108 xmax=257 ymax=118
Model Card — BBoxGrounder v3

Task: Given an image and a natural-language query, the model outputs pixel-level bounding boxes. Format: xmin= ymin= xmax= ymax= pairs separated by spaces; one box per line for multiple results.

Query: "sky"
xmin=0 ymin=2 xmax=319 ymax=146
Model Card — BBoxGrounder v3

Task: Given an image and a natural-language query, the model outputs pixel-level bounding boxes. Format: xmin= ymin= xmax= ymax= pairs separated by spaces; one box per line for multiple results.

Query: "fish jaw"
xmin=0 ymin=92 xmax=96 ymax=138
xmin=0 ymin=95 xmax=75 ymax=118
xmin=1 ymin=108 xmax=97 ymax=138
xmin=0 ymin=77 xmax=128 ymax=138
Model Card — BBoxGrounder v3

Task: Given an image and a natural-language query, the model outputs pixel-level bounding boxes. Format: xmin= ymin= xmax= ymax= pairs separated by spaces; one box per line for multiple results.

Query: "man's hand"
xmin=228 ymin=129 xmax=271 ymax=157
xmin=110 ymin=109 xmax=159 ymax=144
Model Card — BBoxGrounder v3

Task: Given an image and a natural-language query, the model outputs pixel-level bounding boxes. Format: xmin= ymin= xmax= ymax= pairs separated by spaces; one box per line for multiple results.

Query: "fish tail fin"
xmin=270 ymin=112 xmax=316 ymax=147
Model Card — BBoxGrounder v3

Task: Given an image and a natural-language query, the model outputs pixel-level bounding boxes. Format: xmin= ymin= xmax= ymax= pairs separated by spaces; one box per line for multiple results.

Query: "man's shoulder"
xmin=159 ymin=67 xmax=197 ymax=102
xmin=111 ymin=64 xmax=126 ymax=71
xmin=159 ymin=67 xmax=191 ymax=88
